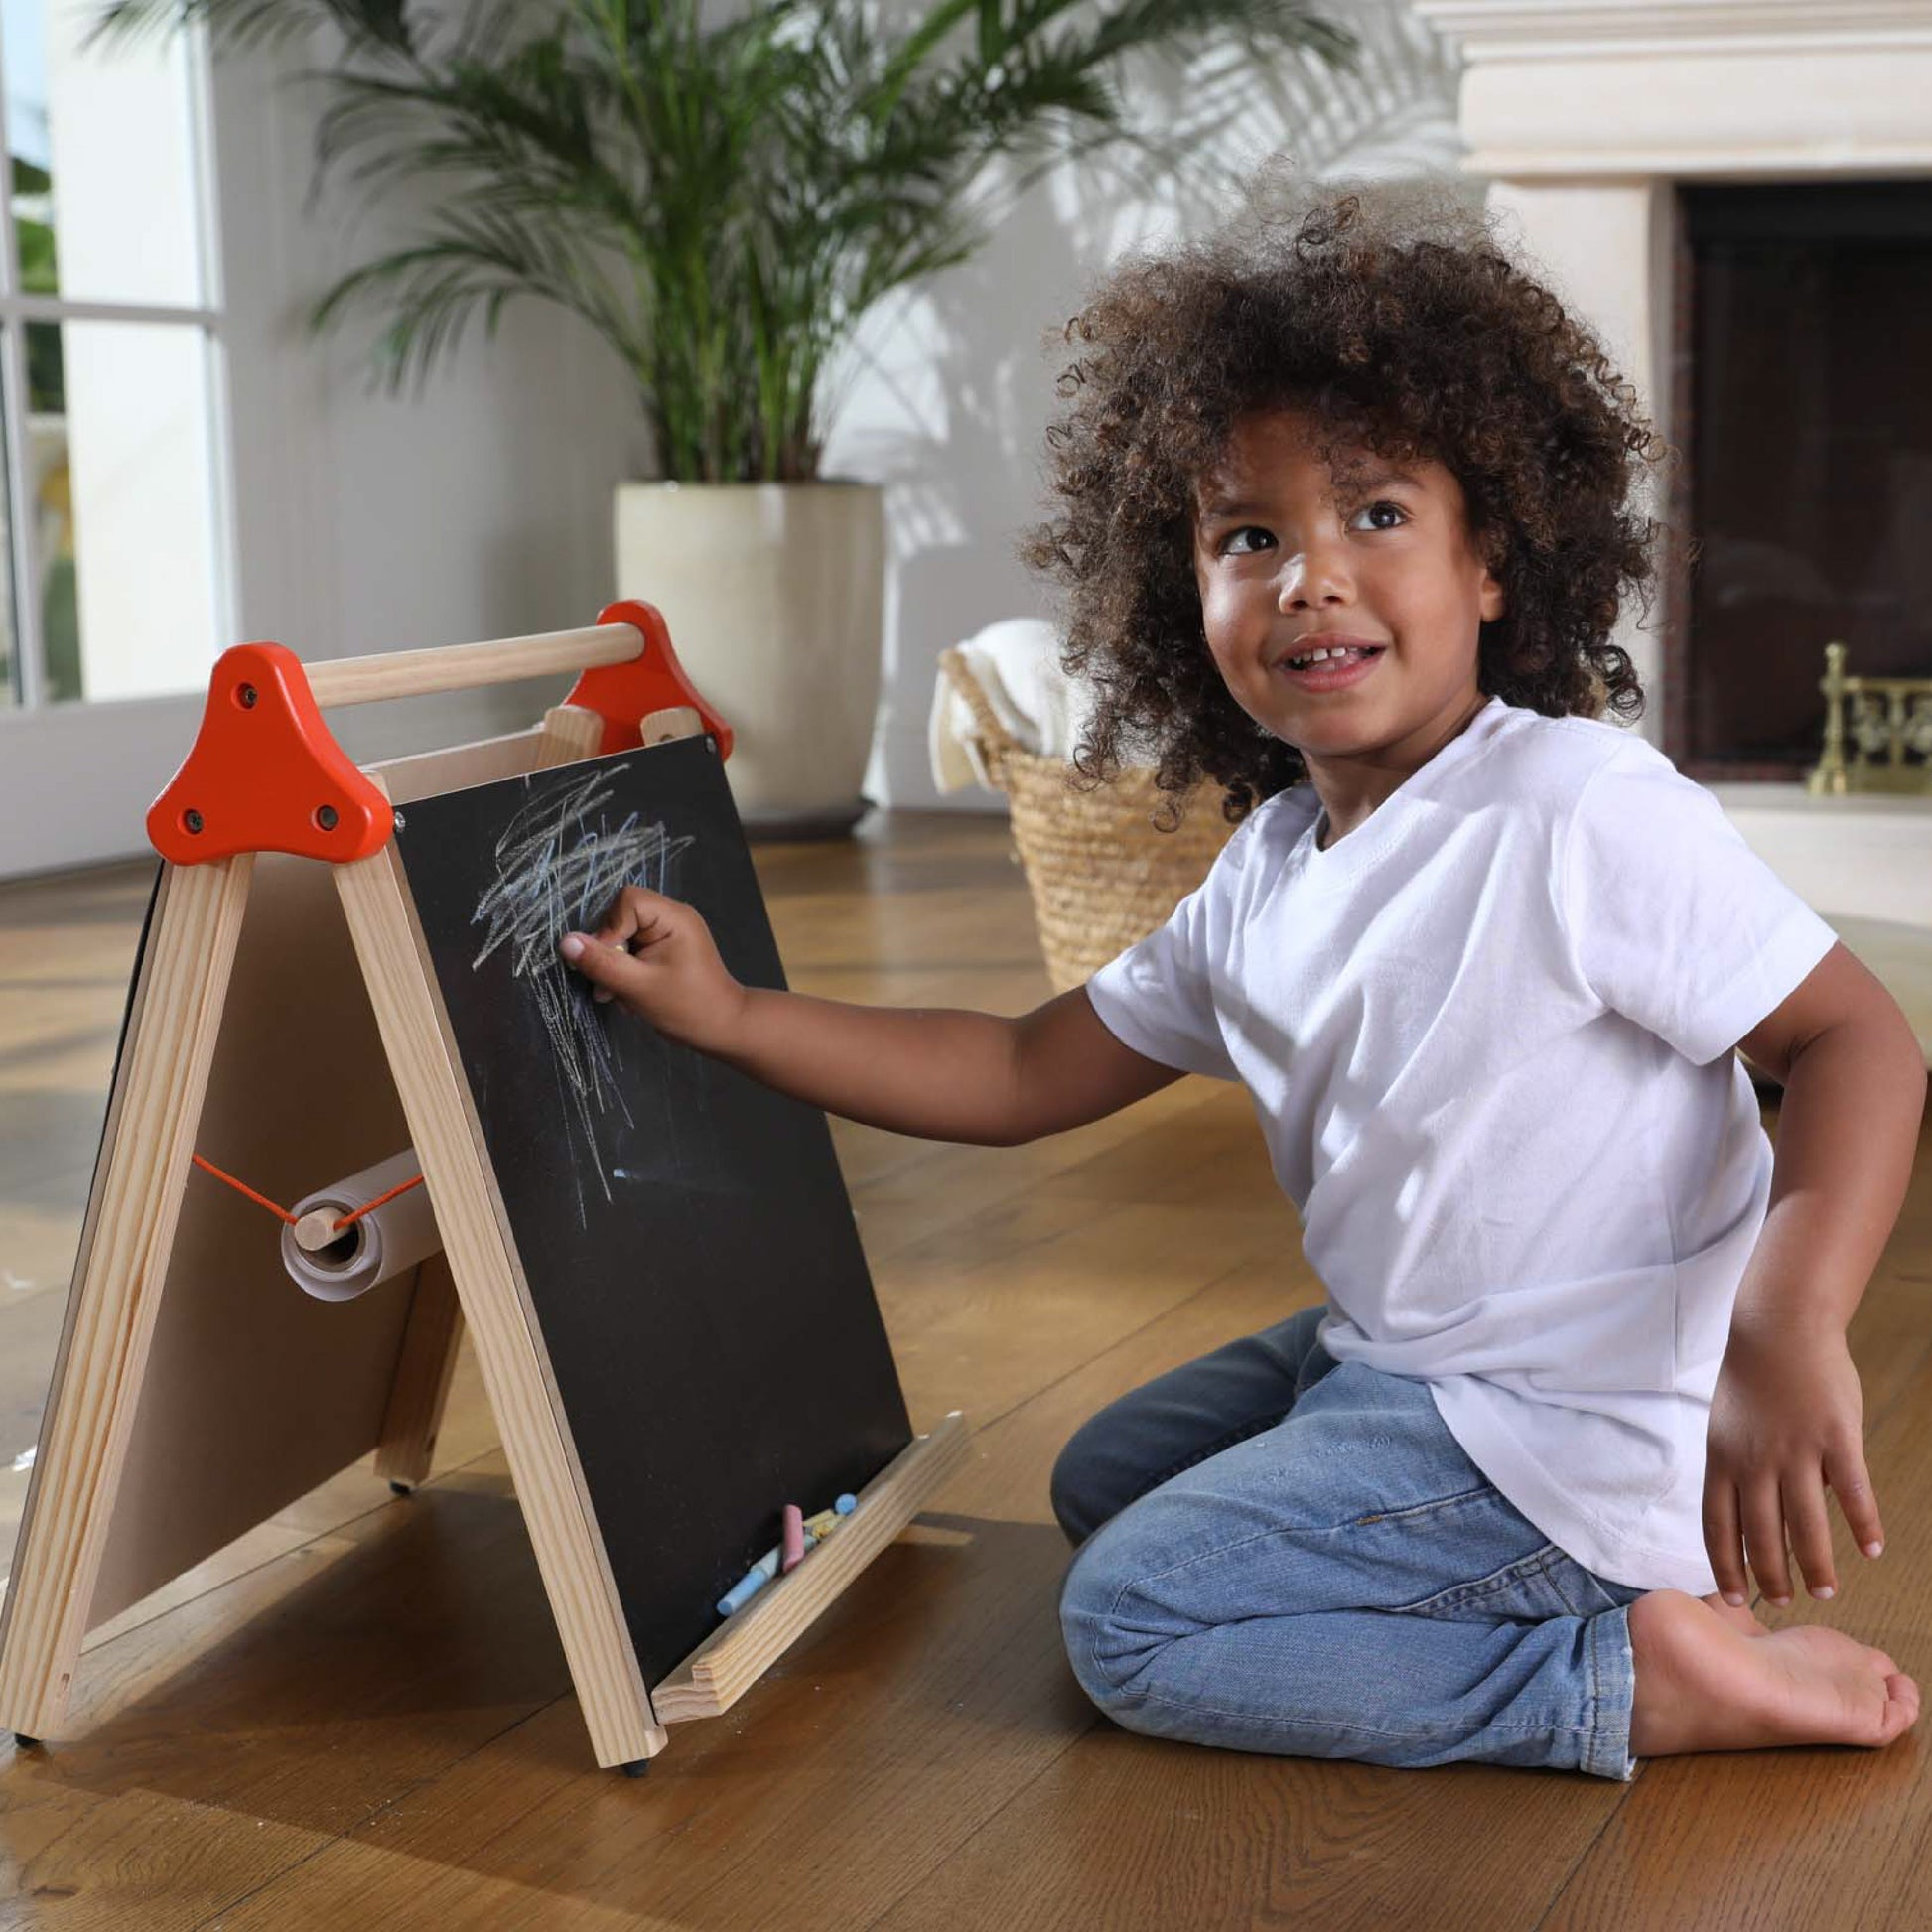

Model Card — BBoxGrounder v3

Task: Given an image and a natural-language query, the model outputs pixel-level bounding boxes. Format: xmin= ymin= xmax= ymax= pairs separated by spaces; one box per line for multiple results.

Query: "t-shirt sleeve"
xmin=1082 ymin=813 xmax=1260 ymax=1083
xmin=1560 ymin=741 xmax=1839 ymax=1066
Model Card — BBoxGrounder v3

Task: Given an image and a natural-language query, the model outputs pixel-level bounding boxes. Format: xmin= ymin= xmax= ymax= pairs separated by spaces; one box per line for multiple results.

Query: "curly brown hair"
xmin=1021 ymin=169 xmax=1670 ymax=828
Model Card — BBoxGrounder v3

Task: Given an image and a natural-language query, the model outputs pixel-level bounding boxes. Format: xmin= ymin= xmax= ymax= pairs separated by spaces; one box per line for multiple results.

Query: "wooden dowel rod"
xmin=306 ymin=623 xmax=641 ymax=709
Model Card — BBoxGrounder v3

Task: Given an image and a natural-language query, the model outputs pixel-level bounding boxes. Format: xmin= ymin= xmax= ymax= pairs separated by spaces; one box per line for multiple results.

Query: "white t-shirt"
xmin=1084 ymin=695 xmax=1839 ymax=1594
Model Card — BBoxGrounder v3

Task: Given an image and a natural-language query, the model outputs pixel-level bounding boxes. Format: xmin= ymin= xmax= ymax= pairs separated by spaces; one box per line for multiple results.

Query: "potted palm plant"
xmin=100 ymin=0 xmax=1355 ymax=831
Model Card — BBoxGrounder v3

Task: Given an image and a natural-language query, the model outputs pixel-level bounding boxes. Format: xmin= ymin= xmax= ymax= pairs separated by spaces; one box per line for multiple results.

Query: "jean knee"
xmin=1058 ymin=1529 xmax=1132 ymax=1712
xmin=1058 ymin=1508 xmax=1187 ymax=1726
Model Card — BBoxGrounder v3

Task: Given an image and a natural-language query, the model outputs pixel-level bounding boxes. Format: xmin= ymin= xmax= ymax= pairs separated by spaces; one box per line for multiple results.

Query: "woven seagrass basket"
xmin=938 ymin=646 xmax=1238 ymax=994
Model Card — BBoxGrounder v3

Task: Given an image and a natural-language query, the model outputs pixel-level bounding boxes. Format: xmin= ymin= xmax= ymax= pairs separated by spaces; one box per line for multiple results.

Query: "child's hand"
xmin=1704 ymin=1323 xmax=1884 ymax=1609
xmin=558 ymin=886 xmax=749 ymax=1054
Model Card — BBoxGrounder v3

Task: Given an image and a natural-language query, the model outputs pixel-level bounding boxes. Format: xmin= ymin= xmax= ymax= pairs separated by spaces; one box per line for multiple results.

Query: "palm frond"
xmin=313 ymin=201 xmax=637 ymax=391
xmin=109 ymin=0 xmax=1393 ymax=477
xmin=88 ymin=0 xmax=411 ymax=56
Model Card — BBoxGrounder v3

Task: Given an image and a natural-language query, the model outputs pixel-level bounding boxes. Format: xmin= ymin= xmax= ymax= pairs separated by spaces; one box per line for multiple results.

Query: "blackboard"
xmin=393 ymin=735 xmax=912 ymax=1688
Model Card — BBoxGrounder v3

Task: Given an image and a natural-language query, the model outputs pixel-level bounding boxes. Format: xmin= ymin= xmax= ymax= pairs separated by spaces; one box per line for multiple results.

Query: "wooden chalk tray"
xmin=654 ymin=1412 xmax=970 ymax=1723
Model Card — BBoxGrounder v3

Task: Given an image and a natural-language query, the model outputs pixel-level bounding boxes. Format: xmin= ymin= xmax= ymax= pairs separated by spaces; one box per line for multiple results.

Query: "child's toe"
xmin=1882 ymin=1676 xmax=1919 ymax=1740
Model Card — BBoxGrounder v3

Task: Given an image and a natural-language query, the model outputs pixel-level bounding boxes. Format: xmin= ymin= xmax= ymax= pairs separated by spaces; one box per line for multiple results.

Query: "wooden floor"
xmin=2 ymin=811 xmax=1930 ymax=1930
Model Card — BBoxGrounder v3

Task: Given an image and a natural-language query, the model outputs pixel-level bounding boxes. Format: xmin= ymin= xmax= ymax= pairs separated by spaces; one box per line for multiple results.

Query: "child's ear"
xmin=1470 ymin=523 xmax=1507 ymax=624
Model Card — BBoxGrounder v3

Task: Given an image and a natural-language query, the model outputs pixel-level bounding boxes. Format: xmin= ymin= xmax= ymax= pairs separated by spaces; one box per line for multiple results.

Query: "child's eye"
xmin=1219 ymin=526 xmax=1273 ymax=556
xmin=1350 ymin=500 xmax=1408 ymax=532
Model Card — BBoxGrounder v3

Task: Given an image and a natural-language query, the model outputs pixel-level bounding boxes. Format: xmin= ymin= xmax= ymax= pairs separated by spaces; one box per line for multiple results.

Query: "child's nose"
xmin=1278 ymin=544 xmax=1355 ymax=611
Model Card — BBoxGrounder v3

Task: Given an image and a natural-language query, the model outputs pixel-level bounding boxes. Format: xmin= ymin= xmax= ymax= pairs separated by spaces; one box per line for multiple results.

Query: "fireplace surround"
xmin=1672 ymin=179 xmax=1932 ymax=781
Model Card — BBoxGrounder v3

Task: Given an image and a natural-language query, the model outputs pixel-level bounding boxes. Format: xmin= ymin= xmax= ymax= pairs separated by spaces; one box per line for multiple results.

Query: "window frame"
xmin=0 ymin=9 xmax=237 ymax=713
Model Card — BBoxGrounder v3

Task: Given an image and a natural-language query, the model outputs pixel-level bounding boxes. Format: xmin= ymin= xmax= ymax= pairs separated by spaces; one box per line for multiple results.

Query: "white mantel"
xmin=1411 ymin=0 xmax=1932 ymax=1052
xmin=1409 ymin=2 xmax=1932 ymax=179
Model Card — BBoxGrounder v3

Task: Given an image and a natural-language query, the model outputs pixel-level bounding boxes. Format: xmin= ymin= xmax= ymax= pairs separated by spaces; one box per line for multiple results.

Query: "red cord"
xmin=340 ymin=1174 xmax=426 ymax=1227
xmin=190 ymin=1154 xmax=425 ymax=1231
xmin=190 ymin=1154 xmax=298 ymax=1225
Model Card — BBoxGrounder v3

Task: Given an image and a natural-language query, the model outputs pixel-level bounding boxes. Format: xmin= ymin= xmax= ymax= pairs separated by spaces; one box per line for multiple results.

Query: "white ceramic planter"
xmin=614 ymin=480 xmax=885 ymax=835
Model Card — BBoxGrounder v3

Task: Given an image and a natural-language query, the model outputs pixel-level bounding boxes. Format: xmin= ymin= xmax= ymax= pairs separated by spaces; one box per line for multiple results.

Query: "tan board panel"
xmin=369 ymin=727 xmax=548 ymax=809
xmin=87 ymin=849 xmax=422 ymax=1627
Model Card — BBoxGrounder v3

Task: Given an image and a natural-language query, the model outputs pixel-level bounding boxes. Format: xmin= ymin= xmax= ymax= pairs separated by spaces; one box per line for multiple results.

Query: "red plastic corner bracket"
xmin=148 ymin=643 xmax=394 ymax=866
xmin=564 ymin=600 xmax=735 ymax=760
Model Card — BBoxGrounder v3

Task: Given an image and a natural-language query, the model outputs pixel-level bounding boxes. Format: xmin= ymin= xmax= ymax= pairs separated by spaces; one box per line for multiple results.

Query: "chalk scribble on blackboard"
xmin=471 ymin=765 xmax=696 ymax=1223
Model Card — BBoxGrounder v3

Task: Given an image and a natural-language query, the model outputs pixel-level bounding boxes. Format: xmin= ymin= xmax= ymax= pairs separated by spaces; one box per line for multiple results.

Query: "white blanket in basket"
xmin=928 ymin=619 xmax=1102 ymax=793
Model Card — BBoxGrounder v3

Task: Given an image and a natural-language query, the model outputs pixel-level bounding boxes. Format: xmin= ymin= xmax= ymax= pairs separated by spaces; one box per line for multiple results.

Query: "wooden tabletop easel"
xmin=0 ymin=601 xmax=967 ymax=1773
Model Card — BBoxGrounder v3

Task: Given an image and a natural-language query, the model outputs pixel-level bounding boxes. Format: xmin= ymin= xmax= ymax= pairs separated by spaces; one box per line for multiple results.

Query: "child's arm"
xmin=1706 ymin=940 xmax=1927 ymax=1607
xmin=558 ymin=885 xmax=1185 ymax=1146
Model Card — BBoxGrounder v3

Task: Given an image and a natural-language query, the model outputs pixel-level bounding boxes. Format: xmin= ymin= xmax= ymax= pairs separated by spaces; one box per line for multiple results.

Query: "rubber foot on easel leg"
xmin=13 ymin=1734 xmax=41 ymax=1751
xmin=619 ymin=1759 xmax=650 ymax=1779
xmin=389 ymin=1480 xmax=413 ymax=1496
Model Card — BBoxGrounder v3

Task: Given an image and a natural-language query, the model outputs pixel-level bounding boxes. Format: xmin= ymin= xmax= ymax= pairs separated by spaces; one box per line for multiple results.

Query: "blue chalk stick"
xmin=718 ymin=1544 xmax=781 ymax=1617
xmin=835 ymin=1493 xmax=857 ymax=1515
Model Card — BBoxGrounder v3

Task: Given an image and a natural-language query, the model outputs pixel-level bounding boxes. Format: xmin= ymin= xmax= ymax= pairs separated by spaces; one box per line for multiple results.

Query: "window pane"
xmin=8 ymin=0 xmax=206 ymax=306
xmin=36 ymin=319 xmax=221 ymax=703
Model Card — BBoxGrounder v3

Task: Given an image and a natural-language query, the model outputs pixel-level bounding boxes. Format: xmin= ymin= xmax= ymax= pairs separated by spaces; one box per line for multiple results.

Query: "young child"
xmin=560 ymin=178 xmax=1927 ymax=1781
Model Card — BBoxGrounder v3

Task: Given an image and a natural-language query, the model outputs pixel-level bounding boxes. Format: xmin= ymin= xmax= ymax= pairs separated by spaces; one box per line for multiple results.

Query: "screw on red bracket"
xmin=147 ymin=643 xmax=393 ymax=866
xmin=565 ymin=600 xmax=735 ymax=759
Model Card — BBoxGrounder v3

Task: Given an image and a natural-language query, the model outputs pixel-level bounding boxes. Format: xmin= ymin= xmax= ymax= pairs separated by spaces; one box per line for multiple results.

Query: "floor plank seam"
xmin=958 ymin=1243 xmax=1316 ymax=1448
xmin=864 ymin=1162 xmax=1258 ymax=1279
xmin=1526 ymin=1791 xmax=1636 ymax=1932
xmin=850 ymin=1714 xmax=1110 ymax=1932
xmin=1857 ymin=1326 xmax=1932 ymax=1449
xmin=178 ymin=1694 xmax=573 ymax=1932
xmin=871 ymin=1184 xmax=1131 ymax=1279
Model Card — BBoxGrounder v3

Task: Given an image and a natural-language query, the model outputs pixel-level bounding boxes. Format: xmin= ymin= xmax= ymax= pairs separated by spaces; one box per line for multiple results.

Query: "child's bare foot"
xmin=1701 ymin=1590 xmax=1770 ymax=1638
xmin=1629 ymin=1589 xmax=1919 ymax=1759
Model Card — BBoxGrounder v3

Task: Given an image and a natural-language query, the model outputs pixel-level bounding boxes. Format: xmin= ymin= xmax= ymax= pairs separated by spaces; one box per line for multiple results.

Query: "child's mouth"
xmin=1276 ymin=644 xmax=1386 ymax=691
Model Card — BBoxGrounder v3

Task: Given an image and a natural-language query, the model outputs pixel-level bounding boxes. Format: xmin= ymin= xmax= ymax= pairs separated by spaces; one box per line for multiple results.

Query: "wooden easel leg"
xmin=0 ymin=858 xmax=254 ymax=1743
xmin=334 ymin=838 xmax=667 ymax=1769
xmin=363 ymin=705 xmax=599 ymax=1497
xmin=372 ymin=1251 xmax=464 ymax=1490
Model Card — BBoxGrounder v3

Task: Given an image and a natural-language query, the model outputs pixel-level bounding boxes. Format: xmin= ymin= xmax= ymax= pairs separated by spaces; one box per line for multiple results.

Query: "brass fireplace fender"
xmin=1806 ymin=642 xmax=1932 ymax=797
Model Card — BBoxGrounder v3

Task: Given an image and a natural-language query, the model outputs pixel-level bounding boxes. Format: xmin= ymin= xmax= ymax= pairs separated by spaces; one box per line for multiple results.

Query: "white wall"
xmin=212 ymin=37 xmax=644 ymax=774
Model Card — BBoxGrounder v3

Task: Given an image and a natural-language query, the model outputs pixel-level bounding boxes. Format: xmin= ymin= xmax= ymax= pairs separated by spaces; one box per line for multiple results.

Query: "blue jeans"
xmin=1053 ymin=1304 xmax=1650 ymax=1780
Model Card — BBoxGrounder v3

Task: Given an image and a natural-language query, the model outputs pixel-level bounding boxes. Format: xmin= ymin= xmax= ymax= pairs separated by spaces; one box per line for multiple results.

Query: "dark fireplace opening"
xmin=1668 ymin=179 xmax=1932 ymax=780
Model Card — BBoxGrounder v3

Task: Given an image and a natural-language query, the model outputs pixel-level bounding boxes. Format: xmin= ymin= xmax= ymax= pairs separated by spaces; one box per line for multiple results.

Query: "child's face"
xmin=1190 ymin=408 xmax=1505 ymax=767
